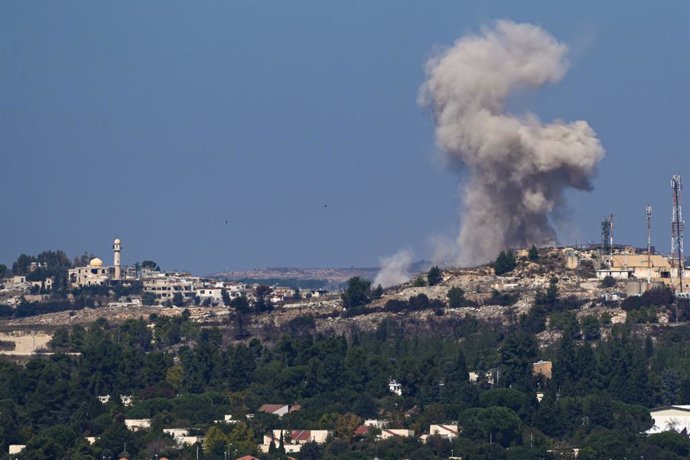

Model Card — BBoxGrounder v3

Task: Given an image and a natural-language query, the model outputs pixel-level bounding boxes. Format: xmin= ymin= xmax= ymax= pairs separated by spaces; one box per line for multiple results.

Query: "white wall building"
xmin=647 ymin=405 xmax=690 ymax=435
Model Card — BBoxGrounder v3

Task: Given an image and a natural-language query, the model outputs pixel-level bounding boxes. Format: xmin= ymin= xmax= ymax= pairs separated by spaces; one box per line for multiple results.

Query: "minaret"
xmin=113 ymin=238 xmax=122 ymax=280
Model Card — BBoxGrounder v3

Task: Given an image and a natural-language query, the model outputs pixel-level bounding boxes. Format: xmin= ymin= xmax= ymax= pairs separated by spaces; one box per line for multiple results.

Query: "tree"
xmin=528 ymin=244 xmax=539 ymax=261
xmin=494 ymin=251 xmax=517 ymax=276
xmin=341 ymin=277 xmax=371 ymax=308
xmin=204 ymin=425 xmax=228 ymax=455
xmin=255 ymin=285 xmax=273 ymax=312
xmin=142 ymin=292 xmax=157 ymax=306
xmin=600 ymin=275 xmax=616 ymax=288
xmin=427 ymin=266 xmax=443 ymax=286
xmin=221 ymin=289 xmax=231 ymax=306
xmin=172 ymin=292 xmax=185 ymax=307
xmin=335 ymin=413 xmax=361 ymax=442
xmin=141 ymin=260 xmax=160 ymax=271
xmin=0 ymin=264 xmax=7 ymax=278
xmin=581 ymin=315 xmax=601 ymax=341
xmin=372 ymin=284 xmax=384 ymax=298
xmin=447 ymin=287 xmax=465 ymax=308
xmin=413 ymin=276 xmax=426 ymax=287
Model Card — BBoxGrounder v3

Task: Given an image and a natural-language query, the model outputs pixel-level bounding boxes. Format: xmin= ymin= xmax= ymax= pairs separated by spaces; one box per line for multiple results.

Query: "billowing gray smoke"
xmin=420 ymin=20 xmax=605 ymax=265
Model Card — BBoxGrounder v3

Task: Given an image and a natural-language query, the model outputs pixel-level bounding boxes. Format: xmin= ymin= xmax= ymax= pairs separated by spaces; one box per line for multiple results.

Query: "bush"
xmin=489 ymin=290 xmax=518 ymax=306
xmin=447 ymin=287 xmax=465 ymax=308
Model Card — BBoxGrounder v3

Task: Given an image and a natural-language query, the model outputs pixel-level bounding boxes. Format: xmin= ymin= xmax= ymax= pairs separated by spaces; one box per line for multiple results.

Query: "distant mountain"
xmin=209 ymin=261 xmax=432 ymax=289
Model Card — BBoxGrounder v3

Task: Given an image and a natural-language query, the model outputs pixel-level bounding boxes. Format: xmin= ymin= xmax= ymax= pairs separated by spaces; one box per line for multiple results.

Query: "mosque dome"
xmin=89 ymin=258 xmax=103 ymax=267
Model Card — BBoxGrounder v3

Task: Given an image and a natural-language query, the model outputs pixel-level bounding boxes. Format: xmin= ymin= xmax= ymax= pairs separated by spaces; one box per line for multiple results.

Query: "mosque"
xmin=68 ymin=238 xmax=123 ymax=288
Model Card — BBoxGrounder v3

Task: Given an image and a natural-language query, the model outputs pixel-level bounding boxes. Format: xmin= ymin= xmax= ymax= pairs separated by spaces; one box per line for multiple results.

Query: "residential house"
xmin=258 ymin=404 xmax=300 ymax=418
xmin=647 ymin=405 xmax=690 ymax=434
xmin=421 ymin=424 xmax=459 ymax=442
xmin=532 ymin=360 xmax=553 ymax=380
xmin=364 ymin=419 xmax=389 ymax=429
xmin=9 ymin=445 xmax=26 ymax=455
xmin=124 ymin=419 xmax=151 ymax=432
xmin=379 ymin=429 xmax=415 ymax=440
xmin=260 ymin=430 xmax=330 ymax=454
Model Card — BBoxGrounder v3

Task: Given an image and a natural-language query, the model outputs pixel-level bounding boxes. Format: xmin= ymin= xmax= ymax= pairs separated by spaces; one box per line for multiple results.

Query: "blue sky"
xmin=1 ymin=1 xmax=688 ymax=274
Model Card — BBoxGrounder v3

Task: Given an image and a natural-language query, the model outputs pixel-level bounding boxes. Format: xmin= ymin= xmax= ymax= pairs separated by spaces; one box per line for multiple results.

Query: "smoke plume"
xmin=374 ymin=249 xmax=414 ymax=288
xmin=420 ymin=20 xmax=604 ymax=265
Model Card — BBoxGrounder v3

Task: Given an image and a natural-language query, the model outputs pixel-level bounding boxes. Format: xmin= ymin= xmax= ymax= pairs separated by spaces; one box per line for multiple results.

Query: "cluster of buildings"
xmin=64 ymin=238 xmax=307 ymax=306
xmin=559 ymin=244 xmax=689 ymax=297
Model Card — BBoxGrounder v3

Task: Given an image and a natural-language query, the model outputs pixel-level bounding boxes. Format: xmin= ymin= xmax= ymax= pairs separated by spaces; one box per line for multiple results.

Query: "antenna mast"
xmin=671 ymin=175 xmax=685 ymax=292
xmin=646 ymin=205 xmax=652 ymax=283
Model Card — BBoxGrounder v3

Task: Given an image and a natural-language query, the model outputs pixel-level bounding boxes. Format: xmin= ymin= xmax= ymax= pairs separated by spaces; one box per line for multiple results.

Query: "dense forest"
xmin=2 ymin=304 xmax=690 ymax=460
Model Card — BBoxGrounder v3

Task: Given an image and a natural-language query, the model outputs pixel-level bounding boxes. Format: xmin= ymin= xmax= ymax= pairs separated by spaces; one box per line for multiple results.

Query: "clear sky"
xmin=1 ymin=1 xmax=689 ymax=274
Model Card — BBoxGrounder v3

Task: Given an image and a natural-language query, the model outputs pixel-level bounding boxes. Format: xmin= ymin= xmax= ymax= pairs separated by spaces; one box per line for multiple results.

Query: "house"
xmin=120 ymin=395 xmax=134 ymax=406
xmin=236 ymin=456 xmax=261 ymax=460
xmin=124 ymin=419 xmax=151 ymax=432
xmin=532 ymin=360 xmax=553 ymax=380
xmin=215 ymin=414 xmax=239 ymax=424
xmin=647 ymin=405 xmax=690 ymax=435
xmin=85 ymin=436 xmax=97 ymax=445
xmin=258 ymin=404 xmax=301 ymax=417
xmin=469 ymin=370 xmax=496 ymax=385
xmin=354 ymin=425 xmax=372 ymax=437
xmin=163 ymin=428 xmax=189 ymax=438
xmin=388 ymin=379 xmax=402 ymax=396
xmin=364 ymin=419 xmax=389 ymax=429
xmin=428 ymin=424 xmax=459 ymax=440
xmin=9 ymin=445 xmax=26 ymax=455
xmin=98 ymin=395 xmax=110 ymax=404
xmin=379 ymin=429 xmax=415 ymax=440
xmin=405 ymin=405 xmax=420 ymax=419
xmin=259 ymin=430 xmax=331 ymax=454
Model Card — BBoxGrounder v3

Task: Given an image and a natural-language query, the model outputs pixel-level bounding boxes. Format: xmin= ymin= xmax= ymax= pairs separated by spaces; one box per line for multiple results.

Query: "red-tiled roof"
xmin=354 ymin=425 xmax=370 ymax=436
xmin=436 ymin=425 xmax=458 ymax=434
xmin=290 ymin=430 xmax=311 ymax=442
xmin=258 ymin=404 xmax=285 ymax=414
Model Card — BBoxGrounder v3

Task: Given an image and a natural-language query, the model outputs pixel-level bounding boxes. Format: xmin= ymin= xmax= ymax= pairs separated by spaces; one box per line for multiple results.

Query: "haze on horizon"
xmin=1 ymin=1 xmax=689 ymax=275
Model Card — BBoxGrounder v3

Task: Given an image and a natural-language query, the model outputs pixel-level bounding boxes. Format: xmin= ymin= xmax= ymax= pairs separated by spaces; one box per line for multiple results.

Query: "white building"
xmin=69 ymin=258 xmax=111 ymax=287
xmin=379 ymin=429 xmax=415 ymax=440
xmin=68 ymin=238 xmax=125 ymax=288
xmin=389 ymin=379 xmax=402 ymax=396
xmin=259 ymin=430 xmax=331 ymax=454
xmin=647 ymin=405 xmax=690 ymax=435
xmin=124 ymin=419 xmax=151 ymax=432
xmin=9 ymin=445 xmax=26 ymax=455
xmin=142 ymin=274 xmax=198 ymax=302
xmin=428 ymin=424 xmax=459 ymax=440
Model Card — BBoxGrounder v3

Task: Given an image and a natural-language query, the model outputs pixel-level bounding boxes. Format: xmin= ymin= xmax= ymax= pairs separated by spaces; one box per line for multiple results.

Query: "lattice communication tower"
xmin=671 ymin=175 xmax=685 ymax=292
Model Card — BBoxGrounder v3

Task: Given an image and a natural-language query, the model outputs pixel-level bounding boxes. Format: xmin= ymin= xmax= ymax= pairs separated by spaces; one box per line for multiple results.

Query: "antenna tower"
xmin=646 ymin=205 xmax=652 ymax=283
xmin=601 ymin=215 xmax=612 ymax=255
xmin=671 ymin=175 xmax=685 ymax=292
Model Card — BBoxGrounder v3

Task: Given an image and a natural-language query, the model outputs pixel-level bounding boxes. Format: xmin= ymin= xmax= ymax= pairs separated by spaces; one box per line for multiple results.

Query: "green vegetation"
xmin=447 ymin=286 xmax=465 ymax=308
xmin=0 ymin=298 xmax=688 ymax=459
xmin=494 ymin=250 xmax=517 ymax=276
xmin=528 ymin=244 xmax=539 ymax=261
xmin=341 ymin=276 xmax=371 ymax=309
xmin=427 ymin=265 xmax=443 ymax=286
xmin=600 ymin=275 xmax=616 ymax=288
